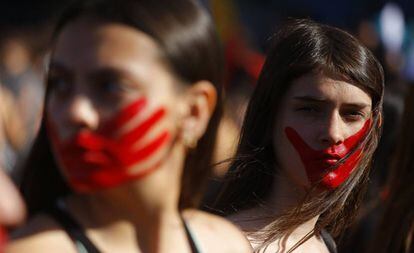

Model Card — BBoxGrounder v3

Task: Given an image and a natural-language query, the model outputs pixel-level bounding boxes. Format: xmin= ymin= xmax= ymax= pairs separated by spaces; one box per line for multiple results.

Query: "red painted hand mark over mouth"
xmin=48 ymin=97 xmax=171 ymax=192
xmin=285 ymin=120 xmax=371 ymax=189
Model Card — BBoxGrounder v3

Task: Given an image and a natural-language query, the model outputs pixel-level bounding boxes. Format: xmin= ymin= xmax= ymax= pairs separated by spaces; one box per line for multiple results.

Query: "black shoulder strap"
xmin=48 ymin=203 xmax=101 ymax=253
xmin=181 ymin=216 xmax=201 ymax=253
xmin=321 ymin=229 xmax=337 ymax=253
xmin=50 ymin=203 xmax=200 ymax=253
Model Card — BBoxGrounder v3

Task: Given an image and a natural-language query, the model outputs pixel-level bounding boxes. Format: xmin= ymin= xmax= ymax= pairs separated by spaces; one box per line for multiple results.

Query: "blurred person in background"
xmin=0 ymin=83 xmax=26 ymax=252
xmin=6 ymin=0 xmax=252 ymax=252
xmin=0 ymin=32 xmax=44 ymax=176
xmin=0 ymin=84 xmax=26 ymax=174
xmin=367 ymin=85 xmax=414 ymax=253
xmin=209 ymin=0 xmax=265 ymax=178
xmin=214 ymin=19 xmax=384 ymax=253
xmin=202 ymin=0 xmax=264 ymax=209
xmin=337 ymin=14 xmax=408 ymax=252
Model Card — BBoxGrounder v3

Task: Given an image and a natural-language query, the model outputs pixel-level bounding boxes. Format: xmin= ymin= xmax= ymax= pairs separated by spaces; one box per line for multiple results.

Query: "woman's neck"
xmin=64 ymin=143 xmax=188 ymax=252
xmin=67 ymin=193 xmax=184 ymax=252
xmin=266 ymin=172 xmax=308 ymax=214
xmin=267 ymin=171 xmax=320 ymax=235
xmin=232 ymin=170 xmax=320 ymax=242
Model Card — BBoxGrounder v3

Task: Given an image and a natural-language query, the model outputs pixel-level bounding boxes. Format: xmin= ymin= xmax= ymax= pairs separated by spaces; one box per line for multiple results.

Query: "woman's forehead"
xmin=285 ymin=72 xmax=372 ymax=107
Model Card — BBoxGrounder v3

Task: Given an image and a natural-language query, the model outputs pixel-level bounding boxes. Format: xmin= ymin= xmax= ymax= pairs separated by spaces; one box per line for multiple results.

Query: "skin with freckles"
xmin=273 ymin=72 xmax=372 ymax=190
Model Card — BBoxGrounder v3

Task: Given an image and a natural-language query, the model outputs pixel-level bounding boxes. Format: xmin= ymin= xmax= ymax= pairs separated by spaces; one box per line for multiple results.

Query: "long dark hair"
xmin=21 ymin=0 xmax=223 ymax=215
xmin=214 ymin=19 xmax=384 ymax=249
xmin=369 ymin=86 xmax=414 ymax=253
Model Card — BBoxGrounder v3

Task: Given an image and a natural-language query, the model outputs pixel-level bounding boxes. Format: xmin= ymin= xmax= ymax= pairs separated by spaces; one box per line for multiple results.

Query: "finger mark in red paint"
xmin=100 ymin=98 xmax=147 ymax=135
xmin=119 ymin=108 xmax=166 ymax=146
xmin=118 ymin=131 xmax=170 ymax=167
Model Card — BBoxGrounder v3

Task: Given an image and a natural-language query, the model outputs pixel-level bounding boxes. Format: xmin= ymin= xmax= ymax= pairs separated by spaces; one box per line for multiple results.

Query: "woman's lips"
xmin=310 ymin=158 xmax=339 ymax=169
xmin=311 ymin=153 xmax=342 ymax=167
xmin=320 ymin=158 xmax=339 ymax=165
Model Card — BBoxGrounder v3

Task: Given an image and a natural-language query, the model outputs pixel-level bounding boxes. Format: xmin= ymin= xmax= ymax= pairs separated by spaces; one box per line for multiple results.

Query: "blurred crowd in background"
xmin=0 ymin=0 xmax=413 ymax=252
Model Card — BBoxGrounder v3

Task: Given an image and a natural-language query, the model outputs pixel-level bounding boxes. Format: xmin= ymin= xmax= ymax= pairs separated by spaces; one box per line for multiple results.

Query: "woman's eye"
xmin=342 ymin=111 xmax=365 ymax=121
xmin=98 ymin=79 xmax=135 ymax=96
xmin=101 ymin=81 xmax=122 ymax=93
xmin=296 ymin=106 xmax=320 ymax=113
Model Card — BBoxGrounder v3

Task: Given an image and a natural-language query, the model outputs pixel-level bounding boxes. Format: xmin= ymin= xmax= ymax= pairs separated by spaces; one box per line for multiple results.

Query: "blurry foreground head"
xmin=21 ymin=0 xmax=224 ymax=214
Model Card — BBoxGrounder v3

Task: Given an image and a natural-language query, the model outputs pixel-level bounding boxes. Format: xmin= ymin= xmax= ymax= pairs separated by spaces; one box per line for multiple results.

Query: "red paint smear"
xmin=285 ymin=120 xmax=371 ymax=189
xmin=47 ymin=97 xmax=171 ymax=192
xmin=99 ymin=98 xmax=147 ymax=136
xmin=119 ymin=108 xmax=166 ymax=145
xmin=0 ymin=226 xmax=7 ymax=253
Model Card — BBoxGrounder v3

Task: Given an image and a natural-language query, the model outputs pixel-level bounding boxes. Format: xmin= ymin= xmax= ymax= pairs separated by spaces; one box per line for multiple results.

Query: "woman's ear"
xmin=180 ymin=80 xmax=217 ymax=149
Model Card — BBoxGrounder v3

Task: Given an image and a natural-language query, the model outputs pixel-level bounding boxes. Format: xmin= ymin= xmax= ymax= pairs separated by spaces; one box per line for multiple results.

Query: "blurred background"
xmin=0 ymin=0 xmax=412 ymax=252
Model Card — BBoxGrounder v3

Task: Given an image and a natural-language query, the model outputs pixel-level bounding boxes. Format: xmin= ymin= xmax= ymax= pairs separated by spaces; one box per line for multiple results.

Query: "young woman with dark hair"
xmin=214 ymin=19 xmax=384 ymax=252
xmin=6 ymin=0 xmax=252 ymax=252
xmin=368 ymin=86 xmax=414 ymax=253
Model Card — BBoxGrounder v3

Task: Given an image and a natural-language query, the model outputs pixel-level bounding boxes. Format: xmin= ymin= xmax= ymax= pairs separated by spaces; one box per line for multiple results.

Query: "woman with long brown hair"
xmin=368 ymin=86 xmax=414 ymax=253
xmin=214 ymin=19 xmax=384 ymax=252
xmin=5 ymin=0 xmax=252 ymax=252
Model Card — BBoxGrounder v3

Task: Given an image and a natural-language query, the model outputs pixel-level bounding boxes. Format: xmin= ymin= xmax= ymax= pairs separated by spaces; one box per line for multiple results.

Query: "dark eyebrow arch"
xmin=341 ymin=103 xmax=371 ymax=109
xmin=86 ymin=67 xmax=147 ymax=91
xmin=292 ymin=96 xmax=327 ymax=103
xmin=86 ymin=67 xmax=141 ymax=84
xmin=293 ymin=96 xmax=370 ymax=108
xmin=87 ymin=67 xmax=123 ymax=80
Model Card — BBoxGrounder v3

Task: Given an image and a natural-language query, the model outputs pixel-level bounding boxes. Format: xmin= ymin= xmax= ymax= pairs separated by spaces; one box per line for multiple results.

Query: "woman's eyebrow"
xmin=292 ymin=95 xmax=327 ymax=103
xmin=87 ymin=67 xmax=143 ymax=84
xmin=341 ymin=103 xmax=371 ymax=110
xmin=87 ymin=67 xmax=124 ymax=80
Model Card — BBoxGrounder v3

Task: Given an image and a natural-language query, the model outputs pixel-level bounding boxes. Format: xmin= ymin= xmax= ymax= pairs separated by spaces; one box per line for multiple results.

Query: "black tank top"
xmin=48 ymin=202 xmax=202 ymax=253
xmin=321 ymin=229 xmax=337 ymax=253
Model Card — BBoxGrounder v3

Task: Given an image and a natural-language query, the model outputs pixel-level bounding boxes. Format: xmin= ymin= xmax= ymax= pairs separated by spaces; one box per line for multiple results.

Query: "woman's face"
xmin=46 ymin=19 xmax=189 ymax=192
xmin=274 ymin=72 xmax=372 ymax=189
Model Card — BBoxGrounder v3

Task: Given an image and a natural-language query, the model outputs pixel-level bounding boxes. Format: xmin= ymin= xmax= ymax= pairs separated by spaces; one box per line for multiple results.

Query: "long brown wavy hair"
xmin=214 ymin=19 xmax=384 ymax=251
xmin=20 ymin=0 xmax=224 ymax=215
xmin=369 ymin=86 xmax=414 ymax=253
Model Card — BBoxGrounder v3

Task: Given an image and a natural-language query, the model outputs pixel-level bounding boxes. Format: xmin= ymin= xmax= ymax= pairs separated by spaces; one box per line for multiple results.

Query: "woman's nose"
xmin=64 ymin=95 xmax=99 ymax=131
xmin=318 ymin=113 xmax=345 ymax=147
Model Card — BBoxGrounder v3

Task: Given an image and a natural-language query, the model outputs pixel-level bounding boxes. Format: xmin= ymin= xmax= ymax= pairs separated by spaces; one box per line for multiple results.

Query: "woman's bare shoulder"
xmin=182 ymin=209 xmax=252 ymax=253
xmin=5 ymin=213 xmax=76 ymax=253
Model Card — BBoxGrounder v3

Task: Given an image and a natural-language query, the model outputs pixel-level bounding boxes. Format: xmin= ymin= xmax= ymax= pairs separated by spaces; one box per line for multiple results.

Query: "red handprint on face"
xmin=285 ymin=120 xmax=370 ymax=189
xmin=48 ymin=97 xmax=171 ymax=192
